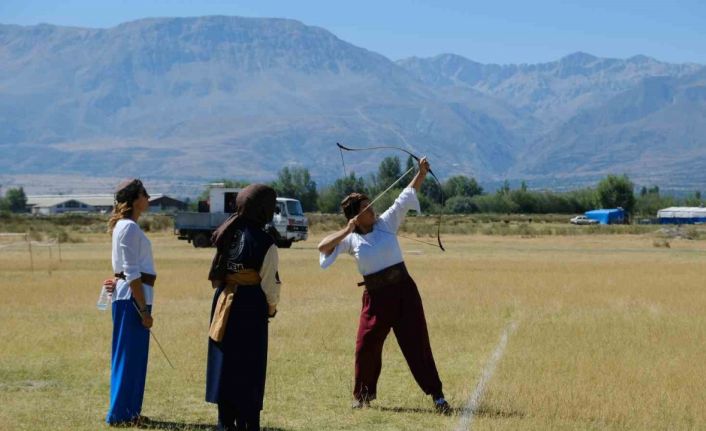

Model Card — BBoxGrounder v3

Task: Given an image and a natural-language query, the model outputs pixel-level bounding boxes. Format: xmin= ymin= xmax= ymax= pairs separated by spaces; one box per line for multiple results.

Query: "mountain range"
xmin=1 ymin=16 xmax=705 ymax=195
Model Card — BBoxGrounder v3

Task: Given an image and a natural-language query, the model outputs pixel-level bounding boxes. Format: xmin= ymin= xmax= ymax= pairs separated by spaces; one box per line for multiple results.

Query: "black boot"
xmin=217 ymin=401 xmax=237 ymax=431
xmin=244 ymin=411 xmax=260 ymax=431
xmin=433 ymin=395 xmax=451 ymax=415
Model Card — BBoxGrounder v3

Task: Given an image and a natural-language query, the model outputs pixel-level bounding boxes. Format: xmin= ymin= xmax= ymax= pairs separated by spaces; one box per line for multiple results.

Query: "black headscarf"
xmin=208 ymin=184 xmax=277 ymax=282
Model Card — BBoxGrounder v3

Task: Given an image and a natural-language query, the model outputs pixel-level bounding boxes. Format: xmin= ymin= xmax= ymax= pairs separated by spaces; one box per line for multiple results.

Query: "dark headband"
xmin=341 ymin=193 xmax=369 ymax=220
xmin=115 ymin=179 xmax=147 ymax=204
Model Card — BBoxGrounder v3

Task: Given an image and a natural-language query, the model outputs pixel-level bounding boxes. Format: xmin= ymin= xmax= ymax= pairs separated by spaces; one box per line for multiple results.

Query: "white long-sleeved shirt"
xmin=111 ymin=219 xmax=156 ymax=304
xmin=319 ymin=187 xmax=421 ymax=276
xmin=259 ymin=244 xmax=281 ymax=306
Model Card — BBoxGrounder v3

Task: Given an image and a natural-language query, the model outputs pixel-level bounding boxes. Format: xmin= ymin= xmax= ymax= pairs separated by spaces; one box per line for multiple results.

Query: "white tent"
xmin=657 ymin=207 xmax=706 ymax=224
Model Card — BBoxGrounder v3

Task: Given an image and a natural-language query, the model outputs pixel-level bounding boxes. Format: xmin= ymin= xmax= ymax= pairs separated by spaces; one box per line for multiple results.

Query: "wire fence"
xmin=0 ymin=232 xmax=63 ymax=273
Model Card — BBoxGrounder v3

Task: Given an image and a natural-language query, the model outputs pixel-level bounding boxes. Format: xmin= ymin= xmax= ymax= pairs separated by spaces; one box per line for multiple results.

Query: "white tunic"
xmin=111 ymin=219 xmax=156 ymax=304
xmin=320 ymin=187 xmax=421 ymax=276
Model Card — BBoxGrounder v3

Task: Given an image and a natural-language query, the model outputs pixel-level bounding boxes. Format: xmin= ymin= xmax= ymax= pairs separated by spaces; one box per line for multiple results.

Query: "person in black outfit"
xmin=206 ymin=184 xmax=281 ymax=431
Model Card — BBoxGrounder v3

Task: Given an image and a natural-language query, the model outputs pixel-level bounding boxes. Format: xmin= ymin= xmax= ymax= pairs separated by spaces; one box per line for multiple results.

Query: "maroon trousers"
xmin=353 ymin=273 xmax=443 ymax=401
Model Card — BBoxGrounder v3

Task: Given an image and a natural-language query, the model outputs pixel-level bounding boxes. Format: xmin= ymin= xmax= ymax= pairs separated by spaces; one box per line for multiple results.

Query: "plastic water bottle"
xmin=97 ymin=285 xmax=112 ymax=311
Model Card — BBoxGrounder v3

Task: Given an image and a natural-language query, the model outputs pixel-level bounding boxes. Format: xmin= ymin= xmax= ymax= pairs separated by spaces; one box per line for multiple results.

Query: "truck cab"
xmin=268 ymin=198 xmax=308 ymax=248
xmin=174 ymin=185 xmax=308 ymax=248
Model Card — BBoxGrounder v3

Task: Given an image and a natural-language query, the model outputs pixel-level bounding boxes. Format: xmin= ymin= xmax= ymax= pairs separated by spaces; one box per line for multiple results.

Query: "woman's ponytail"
xmin=107 ymin=202 xmax=133 ymax=234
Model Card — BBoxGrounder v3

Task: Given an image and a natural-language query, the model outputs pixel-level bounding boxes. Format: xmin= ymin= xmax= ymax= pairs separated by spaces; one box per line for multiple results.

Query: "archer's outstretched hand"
xmin=410 ymin=157 xmax=429 ymax=191
xmin=419 ymin=157 xmax=430 ymax=174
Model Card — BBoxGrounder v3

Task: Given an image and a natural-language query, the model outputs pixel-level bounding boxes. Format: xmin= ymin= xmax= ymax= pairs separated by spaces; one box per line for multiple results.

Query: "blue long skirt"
xmin=206 ymin=285 xmax=269 ymax=415
xmin=106 ymin=300 xmax=151 ymax=424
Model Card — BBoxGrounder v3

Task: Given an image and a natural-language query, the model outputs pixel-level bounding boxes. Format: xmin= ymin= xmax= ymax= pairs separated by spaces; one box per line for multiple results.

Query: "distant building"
xmin=26 ymin=194 xmax=115 ymax=215
xmin=657 ymin=207 xmax=706 ymax=224
xmin=148 ymin=194 xmax=188 ymax=213
xmin=26 ymin=194 xmax=186 ymax=215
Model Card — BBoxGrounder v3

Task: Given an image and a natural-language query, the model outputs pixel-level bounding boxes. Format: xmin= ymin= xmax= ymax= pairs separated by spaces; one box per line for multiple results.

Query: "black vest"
xmin=209 ymin=222 xmax=274 ymax=281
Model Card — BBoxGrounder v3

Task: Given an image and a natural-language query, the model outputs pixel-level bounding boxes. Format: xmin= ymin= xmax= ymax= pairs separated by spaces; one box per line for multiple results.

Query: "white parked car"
xmin=570 ymin=215 xmax=599 ymax=225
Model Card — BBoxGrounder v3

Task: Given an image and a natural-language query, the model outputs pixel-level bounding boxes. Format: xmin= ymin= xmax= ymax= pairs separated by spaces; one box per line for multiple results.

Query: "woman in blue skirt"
xmin=104 ymin=178 xmax=156 ymax=426
xmin=206 ymin=184 xmax=281 ymax=431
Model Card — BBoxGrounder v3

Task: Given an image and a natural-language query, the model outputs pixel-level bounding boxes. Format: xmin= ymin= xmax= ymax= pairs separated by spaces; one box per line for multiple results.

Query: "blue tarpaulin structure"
xmin=585 ymin=208 xmax=625 ymax=225
xmin=657 ymin=207 xmax=706 ymax=224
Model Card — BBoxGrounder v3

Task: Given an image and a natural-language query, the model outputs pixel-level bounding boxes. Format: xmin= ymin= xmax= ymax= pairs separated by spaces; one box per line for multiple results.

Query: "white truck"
xmin=174 ymin=186 xmax=308 ymax=248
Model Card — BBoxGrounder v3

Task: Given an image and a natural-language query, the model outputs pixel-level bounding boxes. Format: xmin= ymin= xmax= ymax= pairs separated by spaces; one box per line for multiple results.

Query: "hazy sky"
xmin=1 ymin=0 xmax=705 ymax=64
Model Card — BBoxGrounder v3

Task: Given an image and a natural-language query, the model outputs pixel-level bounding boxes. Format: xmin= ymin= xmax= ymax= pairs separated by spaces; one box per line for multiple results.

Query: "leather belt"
xmin=114 ymin=272 xmax=157 ymax=287
xmin=209 ymin=269 xmax=262 ymax=342
xmin=358 ymin=262 xmax=409 ymax=292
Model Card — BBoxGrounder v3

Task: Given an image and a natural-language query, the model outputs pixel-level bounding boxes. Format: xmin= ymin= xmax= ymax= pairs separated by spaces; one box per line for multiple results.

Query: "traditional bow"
xmin=336 ymin=142 xmax=445 ymax=251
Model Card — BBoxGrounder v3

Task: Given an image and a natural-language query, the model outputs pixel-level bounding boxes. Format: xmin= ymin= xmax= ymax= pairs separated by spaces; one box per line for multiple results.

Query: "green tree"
xmin=635 ymin=192 xmax=674 ymax=217
xmin=443 ymin=175 xmax=483 ymax=199
xmin=271 ymin=167 xmax=318 ymax=212
xmin=420 ymin=178 xmax=443 ymax=212
xmin=401 ymin=155 xmax=416 ymax=186
xmin=444 ymin=196 xmax=479 ymax=214
xmin=509 ymin=189 xmax=538 ymax=213
xmin=683 ymin=191 xmax=703 ymax=207
xmin=596 ymin=174 xmax=636 ymax=215
xmin=498 ymin=179 xmax=511 ymax=195
xmin=564 ymin=188 xmax=598 ymax=213
xmin=317 ymin=173 xmax=368 ymax=213
xmin=375 ymin=156 xmax=402 ymax=192
xmin=471 ymin=194 xmax=519 ymax=213
xmin=5 ymin=187 xmax=27 ymax=213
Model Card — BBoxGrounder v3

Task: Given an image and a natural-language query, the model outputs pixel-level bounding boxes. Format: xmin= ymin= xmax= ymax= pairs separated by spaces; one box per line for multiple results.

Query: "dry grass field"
xmin=1 ymin=230 xmax=705 ymax=430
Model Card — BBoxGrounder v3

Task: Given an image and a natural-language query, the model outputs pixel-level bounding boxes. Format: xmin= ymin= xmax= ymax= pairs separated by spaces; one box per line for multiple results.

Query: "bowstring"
xmin=339 ymin=145 xmax=347 ymax=178
xmin=376 ymin=227 xmax=443 ymax=248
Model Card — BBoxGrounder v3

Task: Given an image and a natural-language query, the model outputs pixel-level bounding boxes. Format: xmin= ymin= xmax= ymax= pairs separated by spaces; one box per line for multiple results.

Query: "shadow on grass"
xmin=471 ymin=405 xmax=525 ymax=419
xmin=138 ymin=421 xmax=213 ymax=430
xmin=374 ymin=405 xmax=524 ymax=419
xmin=374 ymin=405 xmax=457 ymax=415
xmin=140 ymin=421 xmax=288 ymax=431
